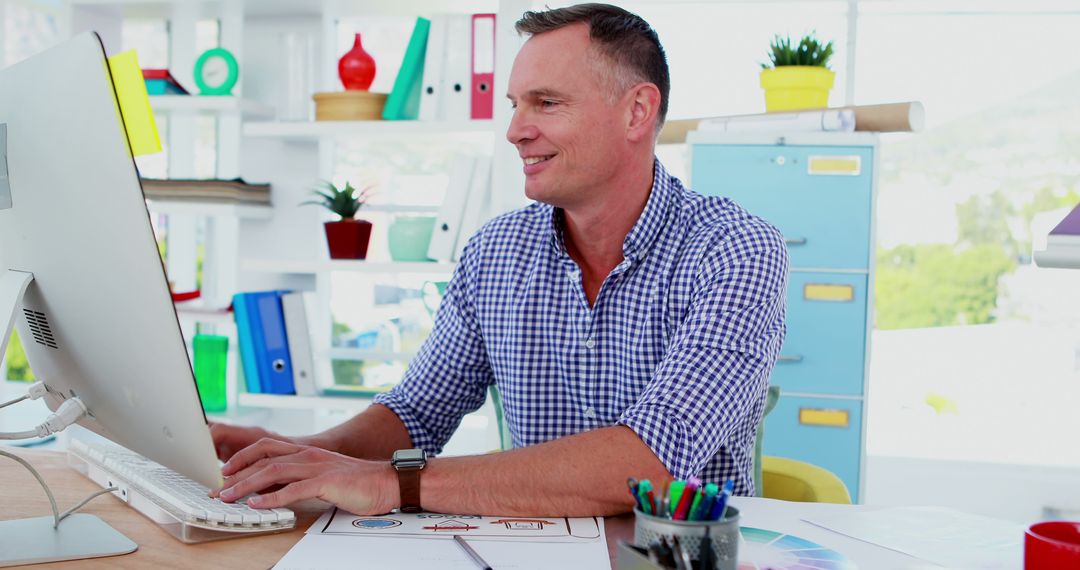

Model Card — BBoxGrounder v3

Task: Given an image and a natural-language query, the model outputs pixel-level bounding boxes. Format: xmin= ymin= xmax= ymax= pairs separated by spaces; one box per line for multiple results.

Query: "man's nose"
xmin=506 ymin=109 xmax=537 ymax=145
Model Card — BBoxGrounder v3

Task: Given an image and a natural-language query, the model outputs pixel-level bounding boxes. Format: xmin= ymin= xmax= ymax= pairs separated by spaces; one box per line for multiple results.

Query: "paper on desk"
xmin=804 ymin=506 xmax=1023 ymax=569
xmin=274 ymin=520 xmax=610 ymax=570
xmin=308 ymin=507 xmax=602 ymax=542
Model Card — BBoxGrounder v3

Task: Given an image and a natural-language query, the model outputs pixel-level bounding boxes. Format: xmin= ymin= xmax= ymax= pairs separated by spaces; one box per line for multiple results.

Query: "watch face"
xmin=202 ymin=57 xmax=229 ymax=88
xmin=393 ymin=448 xmax=426 ymax=465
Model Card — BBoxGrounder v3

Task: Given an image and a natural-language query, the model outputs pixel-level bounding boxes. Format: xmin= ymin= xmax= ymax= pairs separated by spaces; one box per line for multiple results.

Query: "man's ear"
xmin=625 ymin=82 xmax=661 ymax=143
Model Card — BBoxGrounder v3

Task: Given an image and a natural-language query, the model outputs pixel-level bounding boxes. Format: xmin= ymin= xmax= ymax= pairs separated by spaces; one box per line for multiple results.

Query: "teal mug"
xmin=388 ymin=216 xmax=436 ymax=262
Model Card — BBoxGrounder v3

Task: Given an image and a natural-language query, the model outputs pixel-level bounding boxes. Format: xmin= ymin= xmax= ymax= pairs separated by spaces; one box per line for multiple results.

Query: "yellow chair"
xmin=761 ymin=456 xmax=852 ymax=504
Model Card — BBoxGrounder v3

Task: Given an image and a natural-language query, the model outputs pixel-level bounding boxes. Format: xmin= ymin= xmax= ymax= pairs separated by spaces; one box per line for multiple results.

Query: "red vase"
xmin=338 ymin=33 xmax=376 ymax=91
xmin=324 ymin=220 xmax=372 ymax=259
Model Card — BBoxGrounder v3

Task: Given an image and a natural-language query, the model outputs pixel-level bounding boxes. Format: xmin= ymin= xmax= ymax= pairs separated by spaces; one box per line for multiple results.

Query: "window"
xmin=858 ymin=3 xmax=1080 ymax=468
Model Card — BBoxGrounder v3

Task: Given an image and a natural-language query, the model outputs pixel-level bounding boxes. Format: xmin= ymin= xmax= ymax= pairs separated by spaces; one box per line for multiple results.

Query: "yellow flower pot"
xmin=760 ymin=66 xmax=835 ymax=112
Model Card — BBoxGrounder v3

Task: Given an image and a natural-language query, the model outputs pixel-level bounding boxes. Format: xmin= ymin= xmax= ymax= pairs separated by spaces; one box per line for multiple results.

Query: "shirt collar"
xmin=546 ymin=158 xmax=674 ymax=263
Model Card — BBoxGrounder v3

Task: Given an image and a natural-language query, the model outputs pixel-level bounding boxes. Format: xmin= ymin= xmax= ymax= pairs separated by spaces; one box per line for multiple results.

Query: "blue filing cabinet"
xmin=688 ymin=131 xmax=878 ymax=502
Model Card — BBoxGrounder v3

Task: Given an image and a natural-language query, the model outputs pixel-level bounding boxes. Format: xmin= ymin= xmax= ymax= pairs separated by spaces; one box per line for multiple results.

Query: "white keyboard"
xmin=68 ymin=438 xmax=295 ymax=543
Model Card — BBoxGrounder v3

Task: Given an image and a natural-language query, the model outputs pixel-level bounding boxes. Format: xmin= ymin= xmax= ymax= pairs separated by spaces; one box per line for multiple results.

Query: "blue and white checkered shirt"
xmin=375 ymin=160 xmax=787 ymax=495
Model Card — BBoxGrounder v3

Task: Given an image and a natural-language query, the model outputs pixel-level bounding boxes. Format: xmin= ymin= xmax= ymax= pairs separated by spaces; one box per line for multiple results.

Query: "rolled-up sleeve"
xmin=374 ymin=233 xmax=493 ymax=455
xmin=617 ymin=227 xmax=788 ymax=479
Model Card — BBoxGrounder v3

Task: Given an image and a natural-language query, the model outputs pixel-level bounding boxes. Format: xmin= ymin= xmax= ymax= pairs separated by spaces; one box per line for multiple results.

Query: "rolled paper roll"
xmin=846 ymin=101 xmax=925 ymax=132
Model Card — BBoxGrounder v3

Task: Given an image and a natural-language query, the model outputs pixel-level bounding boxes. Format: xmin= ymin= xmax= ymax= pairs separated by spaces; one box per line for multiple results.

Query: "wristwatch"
xmin=391 ymin=448 xmax=427 ymax=513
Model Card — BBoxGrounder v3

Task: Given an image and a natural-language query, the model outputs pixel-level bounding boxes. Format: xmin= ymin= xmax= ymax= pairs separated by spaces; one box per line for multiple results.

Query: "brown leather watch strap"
xmin=398 ymin=467 xmax=422 ymax=513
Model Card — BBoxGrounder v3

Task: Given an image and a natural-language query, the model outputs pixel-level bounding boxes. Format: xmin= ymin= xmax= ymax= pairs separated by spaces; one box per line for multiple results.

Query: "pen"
xmin=709 ymin=478 xmax=734 ymax=521
xmin=692 ymin=482 xmax=719 ymax=521
xmin=627 ymin=477 xmax=642 ymax=510
xmin=637 ymin=479 xmax=654 ymax=515
xmin=454 ymin=535 xmax=493 ymax=570
xmin=667 ymin=480 xmax=685 ymax=518
xmin=673 ymin=479 xmax=699 ymax=520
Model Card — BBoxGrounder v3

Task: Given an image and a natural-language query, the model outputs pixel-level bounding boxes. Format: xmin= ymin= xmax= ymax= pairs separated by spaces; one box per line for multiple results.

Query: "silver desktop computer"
xmin=0 ymin=32 xmax=289 ymax=564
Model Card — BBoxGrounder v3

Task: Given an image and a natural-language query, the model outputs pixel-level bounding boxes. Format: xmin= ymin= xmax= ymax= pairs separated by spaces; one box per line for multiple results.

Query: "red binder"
xmin=470 ymin=14 xmax=496 ymax=120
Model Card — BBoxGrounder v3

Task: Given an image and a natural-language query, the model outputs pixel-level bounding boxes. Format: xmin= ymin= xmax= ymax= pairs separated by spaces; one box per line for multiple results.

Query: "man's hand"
xmin=215 ymin=437 xmax=399 ymax=515
xmin=208 ymin=421 xmax=295 ymax=462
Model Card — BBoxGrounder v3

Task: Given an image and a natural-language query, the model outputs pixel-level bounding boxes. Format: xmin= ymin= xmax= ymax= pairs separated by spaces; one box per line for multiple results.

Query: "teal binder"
xmin=232 ymin=293 xmax=262 ymax=393
xmin=382 ymin=17 xmax=430 ymax=120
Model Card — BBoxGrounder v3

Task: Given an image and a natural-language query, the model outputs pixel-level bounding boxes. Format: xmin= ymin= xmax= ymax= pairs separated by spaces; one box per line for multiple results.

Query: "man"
xmin=213 ymin=3 xmax=787 ymax=517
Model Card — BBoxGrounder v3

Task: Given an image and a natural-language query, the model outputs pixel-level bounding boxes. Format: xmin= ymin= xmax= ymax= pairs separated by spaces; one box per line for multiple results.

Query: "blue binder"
xmin=244 ymin=290 xmax=296 ymax=395
xmin=232 ymin=293 xmax=262 ymax=394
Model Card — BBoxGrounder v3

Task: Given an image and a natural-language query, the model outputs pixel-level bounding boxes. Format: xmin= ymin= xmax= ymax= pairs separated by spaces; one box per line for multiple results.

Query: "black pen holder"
xmin=632 ymin=506 xmax=739 ymax=570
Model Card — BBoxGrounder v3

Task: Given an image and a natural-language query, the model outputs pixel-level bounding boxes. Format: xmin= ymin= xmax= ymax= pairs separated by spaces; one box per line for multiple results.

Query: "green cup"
xmin=193 ymin=334 xmax=228 ymax=413
xmin=388 ymin=216 xmax=437 ymax=262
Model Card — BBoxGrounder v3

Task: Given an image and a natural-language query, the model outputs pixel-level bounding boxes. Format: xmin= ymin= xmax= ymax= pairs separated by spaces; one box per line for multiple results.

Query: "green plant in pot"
xmin=302 ymin=181 xmax=374 ymax=259
xmin=759 ymin=32 xmax=835 ymax=112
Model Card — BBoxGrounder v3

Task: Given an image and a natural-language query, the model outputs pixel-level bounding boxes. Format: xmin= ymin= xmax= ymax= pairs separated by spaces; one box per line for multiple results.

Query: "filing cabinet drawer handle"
xmin=777 ymin=355 xmax=803 ymax=363
xmin=799 ymin=408 xmax=850 ymax=428
xmin=784 ymin=237 xmax=807 ymax=246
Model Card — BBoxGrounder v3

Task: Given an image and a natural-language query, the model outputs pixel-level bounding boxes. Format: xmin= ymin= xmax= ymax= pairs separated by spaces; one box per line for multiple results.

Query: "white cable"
xmin=0 ymin=397 xmax=87 ymax=440
xmin=0 ymin=448 xmax=117 ymax=529
xmin=0 ymin=382 xmax=49 ymax=410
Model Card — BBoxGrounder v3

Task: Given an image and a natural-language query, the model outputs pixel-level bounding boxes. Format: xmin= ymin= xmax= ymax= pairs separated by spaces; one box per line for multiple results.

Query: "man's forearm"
xmin=302 ymin=403 xmax=413 ymax=460
xmin=420 ymin=426 xmax=672 ymax=516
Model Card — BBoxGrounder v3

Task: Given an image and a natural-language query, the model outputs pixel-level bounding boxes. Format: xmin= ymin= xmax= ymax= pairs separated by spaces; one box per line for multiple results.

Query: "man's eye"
xmin=541 ymin=100 xmax=557 ymax=108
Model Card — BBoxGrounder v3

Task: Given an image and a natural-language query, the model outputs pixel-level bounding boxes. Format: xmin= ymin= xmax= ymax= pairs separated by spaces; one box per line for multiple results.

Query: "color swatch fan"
xmin=739 ymin=527 xmax=856 ymax=570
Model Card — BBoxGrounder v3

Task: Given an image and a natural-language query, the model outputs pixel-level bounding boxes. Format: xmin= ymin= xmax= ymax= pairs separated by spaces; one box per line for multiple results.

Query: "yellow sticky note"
xmin=799 ymin=408 xmax=850 ymax=428
xmin=804 ymin=283 xmax=855 ymax=302
xmin=808 ymin=155 xmax=861 ymax=176
xmin=107 ymin=50 xmax=161 ymax=157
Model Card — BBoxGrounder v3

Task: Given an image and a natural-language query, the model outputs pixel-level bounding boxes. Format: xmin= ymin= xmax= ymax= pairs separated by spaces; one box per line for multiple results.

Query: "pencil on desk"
xmin=454 ymin=535 xmax=493 ymax=570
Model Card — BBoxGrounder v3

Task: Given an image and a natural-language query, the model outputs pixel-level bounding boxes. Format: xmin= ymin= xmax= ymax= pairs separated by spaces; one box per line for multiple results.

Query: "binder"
xmin=242 ymin=290 xmax=295 ymax=395
xmin=418 ymin=14 xmax=448 ymax=121
xmin=442 ymin=14 xmax=472 ymax=121
xmin=382 ymin=17 xmax=431 ymax=121
xmin=281 ymin=292 xmax=319 ymax=397
xmin=454 ymin=155 xmax=492 ymax=261
xmin=231 ymin=293 xmax=262 ymax=394
xmin=470 ymin=14 xmax=496 ymax=120
xmin=427 ymin=155 xmax=475 ymax=261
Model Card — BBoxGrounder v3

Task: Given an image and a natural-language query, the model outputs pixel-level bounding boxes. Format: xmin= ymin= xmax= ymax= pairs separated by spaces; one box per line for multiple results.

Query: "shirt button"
xmin=584 ymin=338 xmax=596 ymax=349
xmin=584 ymin=407 xmax=596 ymax=419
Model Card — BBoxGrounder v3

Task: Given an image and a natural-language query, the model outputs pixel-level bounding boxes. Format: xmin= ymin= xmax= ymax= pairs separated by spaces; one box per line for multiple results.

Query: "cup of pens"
xmin=630 ymin=477 xmax=739 ymax=570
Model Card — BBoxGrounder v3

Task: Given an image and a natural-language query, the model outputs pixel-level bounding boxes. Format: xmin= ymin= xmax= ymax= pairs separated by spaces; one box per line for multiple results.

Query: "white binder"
xmin=418 ymin=14 xmax=447 ymax=121
xmin=281 ymin=292 xmax=320 ymax=396
xmin=442 ymin=13 xmax=472 ymax=121
xmin=427 ymin=154 xmax=476 ymax=261
xmin=454 ymin=155 xmax=492 ymax=261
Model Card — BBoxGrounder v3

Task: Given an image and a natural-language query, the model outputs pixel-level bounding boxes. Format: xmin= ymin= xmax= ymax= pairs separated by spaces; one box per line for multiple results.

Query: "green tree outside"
xmin=3 ymin=330 xmax=34 ymax=382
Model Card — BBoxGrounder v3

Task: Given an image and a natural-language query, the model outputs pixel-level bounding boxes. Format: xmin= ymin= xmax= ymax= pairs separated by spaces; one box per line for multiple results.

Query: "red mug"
xmin=1025 ymin=521 xmax=1080 ymax=568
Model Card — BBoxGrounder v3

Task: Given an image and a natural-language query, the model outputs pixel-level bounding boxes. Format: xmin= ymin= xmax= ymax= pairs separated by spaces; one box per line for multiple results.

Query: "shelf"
xmin=327 ymin=348 xmax=417 ymax=362
xmin=243 ymin=259 xmax=456 ymax=275
xmin=363 ymin=204 xmax=440 ymax=214
xmin=237 ymin=392 xmax=374 ymax=413
xmin=243 ymin=119 xmax=494 ymax=141
xmin=146 ymin=199 xmax=273 ymax=220
xmin=149 ymin=96 xmax=275 ymax=119
xmin=1034 ymin=246 xmax=1080 ymax=270
xmin=175 ymin=306 xmax=234 ymax=326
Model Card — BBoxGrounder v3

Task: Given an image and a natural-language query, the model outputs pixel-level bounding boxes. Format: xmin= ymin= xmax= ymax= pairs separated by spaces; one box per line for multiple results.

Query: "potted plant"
xmin=759 ymin=32 xmax=835 ymax=112
xmin=302 ymin=181 xmax=374 ymax=259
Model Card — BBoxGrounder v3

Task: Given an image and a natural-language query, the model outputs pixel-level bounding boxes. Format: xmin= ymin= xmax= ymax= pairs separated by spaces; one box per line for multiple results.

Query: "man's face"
xmin=505 ymin=24 xmax=629 ymax=208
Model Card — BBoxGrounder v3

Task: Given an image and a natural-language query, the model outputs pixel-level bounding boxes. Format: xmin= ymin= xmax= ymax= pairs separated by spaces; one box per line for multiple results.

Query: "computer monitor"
xmin=0 ymin=32 xmax=223 ymax=490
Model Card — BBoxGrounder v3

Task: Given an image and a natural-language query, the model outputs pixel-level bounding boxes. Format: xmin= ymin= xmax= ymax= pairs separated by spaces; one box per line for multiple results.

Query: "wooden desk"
xmin=1 ymin=449 xmax=635 ymax=569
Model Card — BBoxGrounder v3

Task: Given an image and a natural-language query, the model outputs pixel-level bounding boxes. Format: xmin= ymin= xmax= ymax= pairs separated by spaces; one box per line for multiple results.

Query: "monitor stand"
xmin=0 ymin=269 xmax=138 ymax=566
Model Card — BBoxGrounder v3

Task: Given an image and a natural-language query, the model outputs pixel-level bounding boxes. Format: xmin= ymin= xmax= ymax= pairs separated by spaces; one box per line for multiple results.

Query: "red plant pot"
xmin=324 ymin=219 xmax=372 ymax=259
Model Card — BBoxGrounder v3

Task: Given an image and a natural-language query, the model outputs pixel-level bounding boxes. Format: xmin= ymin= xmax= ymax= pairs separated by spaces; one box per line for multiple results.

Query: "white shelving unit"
xmin=54 ymin=0 xmax=526 ymax=446
xmin=150 ymin=95 xmax=275 ymax=118
xmin=144 ymin=199 xmax=273 ymax=219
